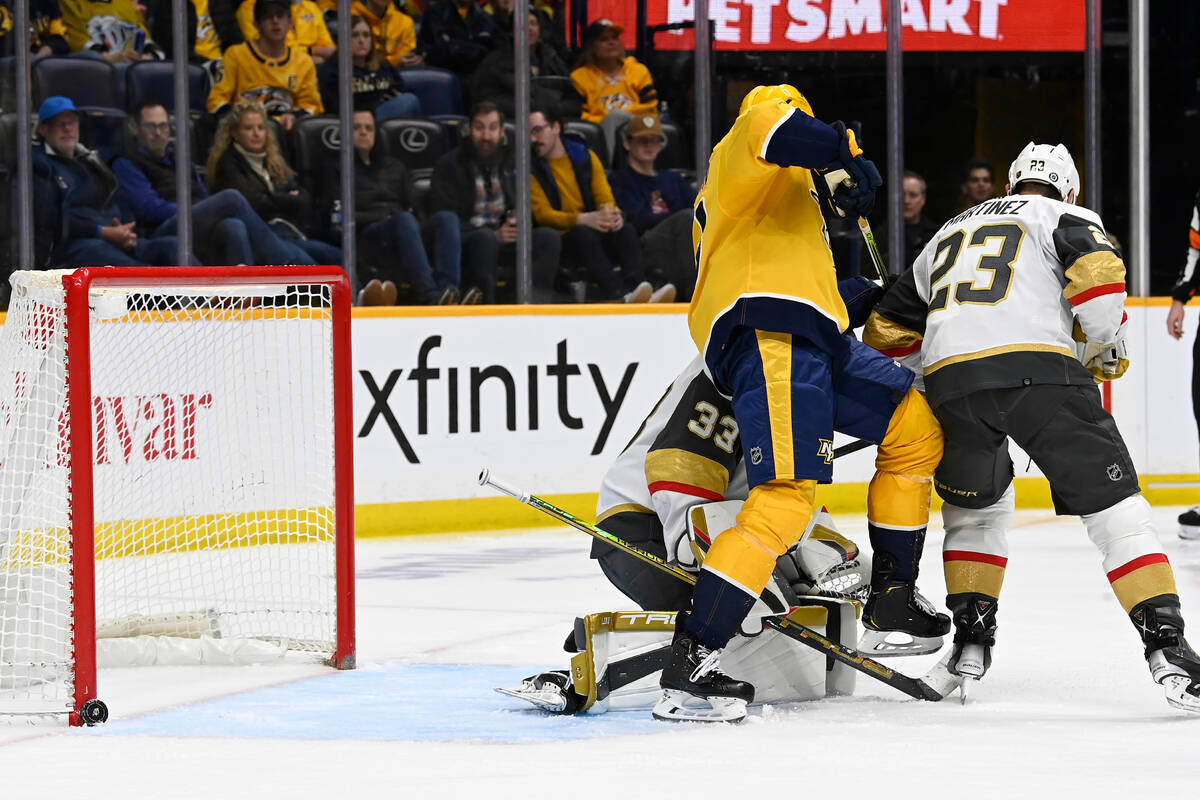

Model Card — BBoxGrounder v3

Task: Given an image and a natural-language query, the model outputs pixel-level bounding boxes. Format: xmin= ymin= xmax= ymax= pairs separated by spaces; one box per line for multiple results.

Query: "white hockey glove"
xmin=1078 ymin=319 xmax=1130 ymax=382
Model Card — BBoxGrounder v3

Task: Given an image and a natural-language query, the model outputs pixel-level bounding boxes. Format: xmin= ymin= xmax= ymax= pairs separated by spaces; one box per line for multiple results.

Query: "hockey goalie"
xmin=497 ymin=354 xmax=872 ymax=720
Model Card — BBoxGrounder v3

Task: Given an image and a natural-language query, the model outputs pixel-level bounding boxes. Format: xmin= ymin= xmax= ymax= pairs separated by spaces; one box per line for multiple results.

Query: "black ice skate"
xmin=940 ymin=593 xmax=998 ymax=703
xmin=495 ymin=670 xmax=581 ymax=714
xmin=858 ymin=559 xmax=951 ymax=657
xmin=1178 ymin=506 xmax=1200 ymax=540
xmin=1131 ymin=600 xmax=1200 ymax=713
xmin=653 ymin=612 xmax=754 ymax=723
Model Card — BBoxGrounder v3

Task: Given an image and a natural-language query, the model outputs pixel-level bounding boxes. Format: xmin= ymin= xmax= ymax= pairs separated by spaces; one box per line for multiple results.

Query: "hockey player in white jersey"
xmin=864 ymin=142 xmax=1200 ymax=712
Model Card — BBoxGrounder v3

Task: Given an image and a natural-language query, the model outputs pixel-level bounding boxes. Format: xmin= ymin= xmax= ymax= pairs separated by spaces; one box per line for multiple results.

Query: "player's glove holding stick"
xmin=812 ymin=122 xmax=888 ymax=287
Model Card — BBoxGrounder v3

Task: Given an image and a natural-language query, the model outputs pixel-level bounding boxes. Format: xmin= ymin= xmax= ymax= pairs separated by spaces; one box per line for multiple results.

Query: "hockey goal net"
xmin=0 ymin=267 xmax=355 ymax=726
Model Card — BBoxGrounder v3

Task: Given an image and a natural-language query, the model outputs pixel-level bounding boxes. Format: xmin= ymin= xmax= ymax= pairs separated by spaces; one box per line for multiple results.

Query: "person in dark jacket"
xmin=318 ymin=15 xmax=419 ymax=121
xmin=419 ymin=0 xmax=498 ymax=76
xmin=611 ymin=114 xmax=691 ymax=300
xmin=469 ymin=10 xmax=577 ymax=120
xmin=0 ymin=0 xmax=69 ymax=57
xmin=112 ymin=100 xmax=313 ymax=265
xmin=431 ymin=100 xmax=561 ymax=303
xmin=205 ymin=100 xmax=341 ymax=265
xmin=336 ymin=107 xmax=463 ymax=305
xmin=31 ymin=96 xmax=182 ymax=268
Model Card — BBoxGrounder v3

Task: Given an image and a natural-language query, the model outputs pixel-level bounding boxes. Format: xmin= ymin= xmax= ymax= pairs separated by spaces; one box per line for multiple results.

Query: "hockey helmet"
xmin=1007 ymin=142 xmax=1080 ymax=204
xmin=739 ymin=84 xmax=813 ymax=118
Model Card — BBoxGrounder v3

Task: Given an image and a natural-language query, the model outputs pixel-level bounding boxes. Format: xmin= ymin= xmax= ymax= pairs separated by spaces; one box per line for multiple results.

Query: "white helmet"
xmin=1007 ymin=142 xmax=1080 ymax=204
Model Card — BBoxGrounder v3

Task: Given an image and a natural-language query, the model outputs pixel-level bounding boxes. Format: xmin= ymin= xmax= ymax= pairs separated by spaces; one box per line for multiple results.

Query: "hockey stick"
xmin=856 ymin=217 xmax=893 ymax=290
xmin=478 ymin=468 xmax=950 ymax=701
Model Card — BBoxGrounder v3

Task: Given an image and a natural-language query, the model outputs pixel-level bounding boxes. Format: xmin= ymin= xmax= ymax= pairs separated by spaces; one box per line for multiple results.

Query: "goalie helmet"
xmin=739 ymin=84 xmax=814 ymax=118
xmin=1007 ymin=142 xmax=1080 ymax=204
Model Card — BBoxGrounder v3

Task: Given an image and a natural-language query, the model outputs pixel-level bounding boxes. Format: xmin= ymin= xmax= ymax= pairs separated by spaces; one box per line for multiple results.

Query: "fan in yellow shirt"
xmin=569 ymin=19 xmax=655 ymax=159
xmin=208 ymin=0 xmax=323 ymax=128
xmin=652 ymin=85 xmax=947 ymax=723
xmin=353 ymin=0 xmax=422 ymax=66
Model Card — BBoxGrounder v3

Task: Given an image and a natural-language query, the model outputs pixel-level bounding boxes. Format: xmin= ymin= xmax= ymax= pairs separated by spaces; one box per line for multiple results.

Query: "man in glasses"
xmin=113 ymin=100 xmax=315 ymax=266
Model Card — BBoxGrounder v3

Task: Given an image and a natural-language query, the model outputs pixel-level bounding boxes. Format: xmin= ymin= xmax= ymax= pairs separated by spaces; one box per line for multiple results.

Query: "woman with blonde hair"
xmin=207 ymin=101 xmax=342 ymax=265
xmin=317 ymin=15 xmax=421 ymax=120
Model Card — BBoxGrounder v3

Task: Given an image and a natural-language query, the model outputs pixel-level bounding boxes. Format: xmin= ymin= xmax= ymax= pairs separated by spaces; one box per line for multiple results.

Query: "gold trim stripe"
xmin=595 ymin=503 xmax=654 ymax=525
xmin=925 ymin=342 xmax=1077 ymax=375
xmin=944 ymin=561 xmax=1006 ymax=598
xmin=645 ymin=448 xmax=730 ymax=497
xmin=1111 ymin=563 xmax=1178 ymax=613
xmin=863 ymin=313 xmax=922 ymax=356
xmin=756 ymin=330 xmax=795 ymax=478
xmin=1063 ymin=250 xmax=1126 ymax=302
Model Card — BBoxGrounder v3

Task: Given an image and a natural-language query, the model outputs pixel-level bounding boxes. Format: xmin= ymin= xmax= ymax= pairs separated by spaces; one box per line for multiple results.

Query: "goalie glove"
xmin=1076 ymin=318 xmax=1131 ymax=382
xmin=816 ymin=121 xmax=882 ymax=219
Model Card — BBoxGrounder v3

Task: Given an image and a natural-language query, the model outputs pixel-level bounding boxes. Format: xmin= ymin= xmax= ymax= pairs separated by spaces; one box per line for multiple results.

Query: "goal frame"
xmin=58 ymin=265 xmax=356 ymax=726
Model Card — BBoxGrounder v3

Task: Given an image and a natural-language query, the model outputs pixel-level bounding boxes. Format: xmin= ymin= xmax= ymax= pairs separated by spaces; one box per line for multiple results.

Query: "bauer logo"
xmin=357 ymin=335 xmax=639 ymax=464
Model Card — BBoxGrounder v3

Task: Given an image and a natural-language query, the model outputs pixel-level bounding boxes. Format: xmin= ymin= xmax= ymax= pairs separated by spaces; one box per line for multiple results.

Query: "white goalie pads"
xmin=562 ymin=601 xmax=859 ymax=714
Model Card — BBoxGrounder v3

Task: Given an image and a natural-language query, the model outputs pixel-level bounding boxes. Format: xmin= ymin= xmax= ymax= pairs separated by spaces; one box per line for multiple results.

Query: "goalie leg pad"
xmin=1083 ymin=494 xmax=1179 ymax=613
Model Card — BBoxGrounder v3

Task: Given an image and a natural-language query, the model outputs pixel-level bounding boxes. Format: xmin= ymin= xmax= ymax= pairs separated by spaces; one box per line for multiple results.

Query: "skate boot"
xmin=495 ymin=670 xmax=581 ymax=714
xmin=858 ymin=554 xmax=951 ymax=657
xmin=937 ymin=593 xmax=998 ymax=703
xmin=653 ymin=612 xmax=754 ymax=723
xmin=1131 ymin=599 xmax=1200 ymax=713
xmin=1178 ymin=506 xmax=1200 ymax=540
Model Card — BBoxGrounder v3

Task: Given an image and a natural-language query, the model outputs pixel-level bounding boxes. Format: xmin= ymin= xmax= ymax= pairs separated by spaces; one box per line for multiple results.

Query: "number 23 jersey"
xmin=864 ymin=194 xmax=1127 ymax=407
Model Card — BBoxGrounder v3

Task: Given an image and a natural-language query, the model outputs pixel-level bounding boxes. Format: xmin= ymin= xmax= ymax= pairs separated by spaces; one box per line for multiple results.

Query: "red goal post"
xmin=0 ymin=266 xmax=355 ymax=726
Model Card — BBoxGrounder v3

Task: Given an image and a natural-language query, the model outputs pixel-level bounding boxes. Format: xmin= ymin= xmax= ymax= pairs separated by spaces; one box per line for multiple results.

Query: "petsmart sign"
xmin=351 ymin=308 xmax=698 ymax=507
xmin=594 ymin=0 xmax=1084 ymax=52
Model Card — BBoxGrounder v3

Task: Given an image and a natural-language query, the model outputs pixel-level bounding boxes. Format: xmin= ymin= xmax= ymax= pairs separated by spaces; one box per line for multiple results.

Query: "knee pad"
xmin=941 ymin=486 xmax=1013 ymax=598
xmin=869 ymin=388 xmax=943 ymax=529
xmin=704 ymin=479 xmax=816 ymax=595
xmin=1083 ymin=494 xmax=1179 ymax=612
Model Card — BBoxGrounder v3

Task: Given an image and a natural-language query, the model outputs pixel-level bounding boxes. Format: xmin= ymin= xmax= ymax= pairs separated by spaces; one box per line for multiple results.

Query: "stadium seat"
xmin=531 ymin=75 xmax=576 ymax=99
xmin=379 ymin=117 xmax=449 ymax=173
xmin=562 ymin=119 xmax=607 ymax=168
xmin=33 ymin=57 xmax=121 ymax=108
xmin=293 ymin=115 xmax=343 ymax=188
xmin=0 ymin=112 xmax=19 ymax=170
xmin=432 ymin=114 xmax=468 ymax=146
xmin=0 ymin=57 xmax=15 ymax=116
xmin=77 ymin=106 xmax=128 ymax=163
xmin=125 ymin=61 xmax=210 ymax=114
xmin=397 ymin=67 xmax=463 ymax=116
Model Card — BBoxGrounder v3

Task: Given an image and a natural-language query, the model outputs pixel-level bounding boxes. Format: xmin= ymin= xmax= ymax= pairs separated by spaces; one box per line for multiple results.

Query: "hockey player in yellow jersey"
xmin=864 ymin=142 xmax=1200 ymax=713
xmin=656 ymin=84 xmax=948 ymax=722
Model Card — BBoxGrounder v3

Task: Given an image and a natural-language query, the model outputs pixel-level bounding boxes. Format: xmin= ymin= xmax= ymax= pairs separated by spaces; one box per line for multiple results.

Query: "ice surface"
xmin=2 ymin=508 xmax=1199 ymax=799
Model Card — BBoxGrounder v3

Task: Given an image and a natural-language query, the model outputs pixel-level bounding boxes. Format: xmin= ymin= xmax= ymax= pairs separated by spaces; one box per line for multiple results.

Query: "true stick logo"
xmin=359 ymin=335 xmax=639 ymax=464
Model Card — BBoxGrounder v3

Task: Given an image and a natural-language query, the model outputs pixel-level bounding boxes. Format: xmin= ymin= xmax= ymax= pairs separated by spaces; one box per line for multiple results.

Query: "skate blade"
xmin=495 ymin=685 xmax=568 ymax=713
xmin=857 ymin=629 xmax=946 ymax=658
xmin=959 ymin=676 xmax=978 ymax=705
xmin=1179 ymin=524 xmax=1200 ymax=541
xmin=1161 ymin=675 xmax=1200 ymax=713
xmin=651 ymin=690 xmax=747 ymax=723
xmin=920 ymin=653 xmax=964 ymax=700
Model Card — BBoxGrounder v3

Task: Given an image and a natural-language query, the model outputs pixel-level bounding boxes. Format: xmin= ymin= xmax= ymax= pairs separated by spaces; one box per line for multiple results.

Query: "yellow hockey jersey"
xmin=688 ymin=96 xmax=848 ymax=378
xmin=192 ymin=0 xmax=223 ymax=60
xmin=570 ymin=58 xmax=657 ymax=124
xmin=207 ymin=40 xmax=323 ymax=116
xmin=61 ymin=0 xmax=147 ymax=52
xmin=236 ymin=0 xmax=334 ymax=51
xmin=352 ymin=0 xmax=417 ymax=66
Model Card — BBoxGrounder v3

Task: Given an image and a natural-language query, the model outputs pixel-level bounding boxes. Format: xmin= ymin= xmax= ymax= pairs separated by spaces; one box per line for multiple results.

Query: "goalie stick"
xmin=478 ymin=468 xmax=953 ymax=702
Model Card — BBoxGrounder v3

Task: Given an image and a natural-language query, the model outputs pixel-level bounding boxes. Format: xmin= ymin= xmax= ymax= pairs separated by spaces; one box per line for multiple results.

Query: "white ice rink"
xmin=3 ymin=505 xmax=1199 ymax=799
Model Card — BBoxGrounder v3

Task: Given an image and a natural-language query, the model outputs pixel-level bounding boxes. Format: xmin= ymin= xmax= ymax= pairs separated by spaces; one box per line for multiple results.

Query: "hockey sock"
xmin=941 ymin=489 xmax=1013 ymax=598
xmin=1083 ymin=494 xmax=1179 ymax=612
xmin=869 ymin=526 xmax=926 ymax=583
xmin=685 ymin=570 xmax=759 ymax=650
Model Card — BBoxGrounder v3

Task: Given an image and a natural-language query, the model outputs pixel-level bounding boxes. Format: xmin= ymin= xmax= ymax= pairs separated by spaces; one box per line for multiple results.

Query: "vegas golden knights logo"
xmin=818 ymin=439 xmax=834 ymax=464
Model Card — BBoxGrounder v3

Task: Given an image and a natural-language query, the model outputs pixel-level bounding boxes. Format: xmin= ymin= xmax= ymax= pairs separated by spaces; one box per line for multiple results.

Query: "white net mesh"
xmin=0 ymin=269 xmax=343 ymax=717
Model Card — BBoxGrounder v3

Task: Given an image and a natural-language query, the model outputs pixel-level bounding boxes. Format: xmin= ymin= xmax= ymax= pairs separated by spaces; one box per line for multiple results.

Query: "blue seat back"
xmin=397 ymin=67 xmax=463 ymax=116
xmin=125 ymin=61 xmax=210 ymax=114
xmin=34 ymin=57 xmax=120 ymax=108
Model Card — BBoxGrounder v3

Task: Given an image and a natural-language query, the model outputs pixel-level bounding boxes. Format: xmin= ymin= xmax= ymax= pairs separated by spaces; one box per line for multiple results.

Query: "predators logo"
xmin=817 ymin=439 xmax=834 ymax=465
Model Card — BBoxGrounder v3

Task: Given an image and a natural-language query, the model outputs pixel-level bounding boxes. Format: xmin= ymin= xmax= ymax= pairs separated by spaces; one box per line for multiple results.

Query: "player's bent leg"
xmin=860 ymin=387 xmax=950 ymax=656
xmin=939 ymin=486 xmax=1014 ymax=683
xmin=1081 ymin=493 xmax=1200 ymax=711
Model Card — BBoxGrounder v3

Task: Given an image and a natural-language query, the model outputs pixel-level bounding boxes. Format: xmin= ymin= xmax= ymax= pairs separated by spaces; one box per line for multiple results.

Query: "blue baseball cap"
xmin=38 ymin=96 xmax=78 ymax=123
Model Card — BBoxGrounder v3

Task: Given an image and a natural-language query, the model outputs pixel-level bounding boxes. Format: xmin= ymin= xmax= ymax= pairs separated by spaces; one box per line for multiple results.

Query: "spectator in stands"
xmin=113 ymin=100 xmax=314 ymax=266
xmin=482 ymin=0 xmax=567 ymax=65
xmin=432 ymin=101 xmax=562 ymax=304
xmin=956 ymin=157 xmax=995 ymax=213
xmin=0 ymin=0 xmax=69 ymax=57
xmin=611 ymin=114 xmax=690 ymax=302
xmin=318 ymin=15 xmax=419 ymax=120
xmin=207 ymin=100 xmax=341 ymax=265
xmin=898 ymin=170 xmax=940 ymax=273
xmin=352 ymin=0 xmax=421 ymax=67
xmin=420 ymin=0 xmax=499 ymax=76
xmin=207 ymin=0 xmax=323 ymax=130
xmin=235 ymin=0 xmax=335 ymax=63
xmin=31 ymin=96 xmax=182 ymax=268
xmin=148 ymin=0 xmax=242 ymax=62
xmin=333 ymin=108 xmax=464 ymax=305
xmin=570 ymin=19 xmax=656 ymax=161
xmin=470 ymin=9 xmax=576 ymax=121
xmin=61 ymin=0 xmax=163 ymax=62
xmin=529 ymin=105 xmax=665 ymax=304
